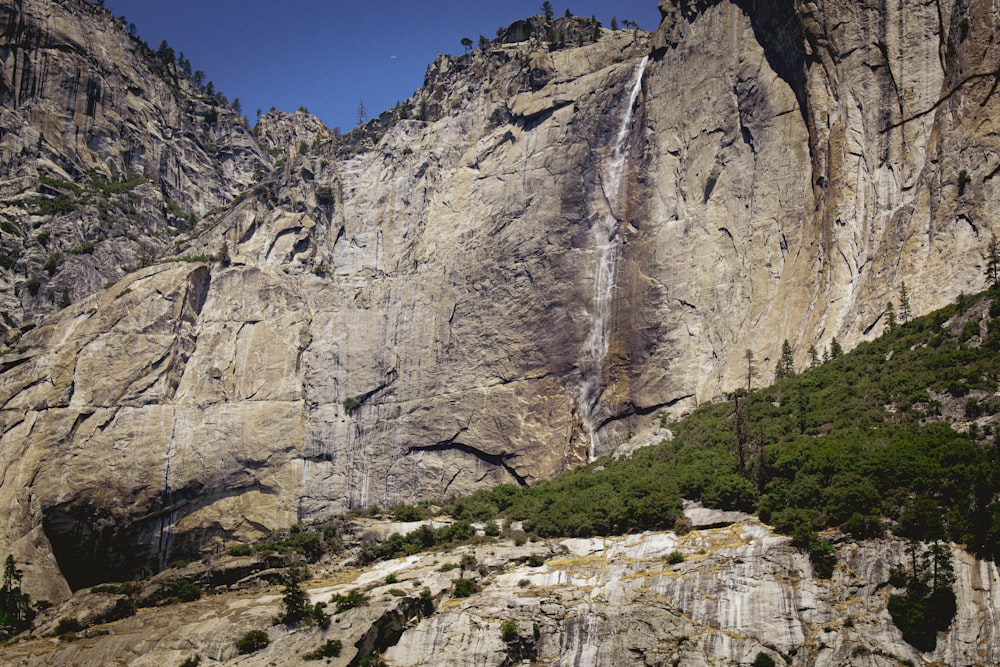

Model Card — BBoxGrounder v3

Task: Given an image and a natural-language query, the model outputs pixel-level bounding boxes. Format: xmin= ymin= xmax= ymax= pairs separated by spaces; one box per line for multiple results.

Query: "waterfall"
xmin=577 ymin=56 xmax=648 ymax=462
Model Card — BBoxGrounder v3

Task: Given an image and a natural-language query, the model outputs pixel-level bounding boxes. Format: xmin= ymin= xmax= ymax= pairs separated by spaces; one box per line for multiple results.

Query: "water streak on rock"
xmin=578 ymin=56 xmax=648 ymax=462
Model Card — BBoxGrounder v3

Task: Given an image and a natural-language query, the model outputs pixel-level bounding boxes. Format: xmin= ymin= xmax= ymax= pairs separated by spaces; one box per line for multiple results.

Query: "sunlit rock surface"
xmin=2 ymin=519 xmax=997 ymax=666
xmin=1 ymin=0 xmax=999 ymax=602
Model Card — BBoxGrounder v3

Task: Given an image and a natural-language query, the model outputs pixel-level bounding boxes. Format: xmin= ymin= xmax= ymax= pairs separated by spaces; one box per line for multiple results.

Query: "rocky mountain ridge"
xmin=0 ymin=0 xmax=271 ymax=332
xmin=0 ymin=0 xmax=998 ymax=609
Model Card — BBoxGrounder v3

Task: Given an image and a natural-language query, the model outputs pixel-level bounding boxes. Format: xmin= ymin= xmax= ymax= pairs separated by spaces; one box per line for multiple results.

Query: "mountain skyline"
xmin=102 ymin=0 xmax=663 ymax=132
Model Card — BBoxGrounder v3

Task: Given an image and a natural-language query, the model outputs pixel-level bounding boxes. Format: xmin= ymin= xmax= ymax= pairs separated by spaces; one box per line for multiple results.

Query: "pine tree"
xmin=0 ymin=555 xmax=33 ymax=638
xmin=829 ymin=337 xmax=843 ymax=359
xmin=775 ymin=339 xmax=795 ymax=380
xmin=357 ymin=100 xmax=368 ymax=126
xmin=886 ymin=301 xmax=897 ymax=332
xmin=986 ymin=234 xmax=1000 ymax=291
xmin=899 ymin=282 xmax=912 ymax=322
xmin=808 ymin=344 xmax=819 ymax=368
xmin=277 ymin=565 xmax=310 ymax=625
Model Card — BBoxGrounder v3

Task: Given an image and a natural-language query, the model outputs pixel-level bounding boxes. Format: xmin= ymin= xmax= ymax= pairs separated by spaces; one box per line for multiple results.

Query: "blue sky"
xmin=102 ymin=1 xmax=663 ymax=132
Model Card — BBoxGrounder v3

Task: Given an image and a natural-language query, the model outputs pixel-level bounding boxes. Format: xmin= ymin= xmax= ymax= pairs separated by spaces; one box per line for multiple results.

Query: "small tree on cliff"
xmin=898 ymin=282 xmax=912 ymax=323
xmin=985 ymin=234 xmax=1000 ymax=291
xmin=277 ymin=565 xmax=310 ymax=625
xmin=0 ymin=555 xmax=34 ymax=638
xmin=774 ymin=340 xmax=795 ymax=380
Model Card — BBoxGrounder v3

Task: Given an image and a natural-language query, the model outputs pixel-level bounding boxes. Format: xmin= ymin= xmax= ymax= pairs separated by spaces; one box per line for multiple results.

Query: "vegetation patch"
xmin=304 ymin=639 xmax=342 ymax=660
xmin=235 ymin=629 xmax=269 ymax=654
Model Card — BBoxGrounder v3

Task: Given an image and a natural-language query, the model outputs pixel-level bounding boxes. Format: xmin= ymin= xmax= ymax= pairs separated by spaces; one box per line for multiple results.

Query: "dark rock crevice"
xmin=408 ymin=437 xmax=528 ymax=487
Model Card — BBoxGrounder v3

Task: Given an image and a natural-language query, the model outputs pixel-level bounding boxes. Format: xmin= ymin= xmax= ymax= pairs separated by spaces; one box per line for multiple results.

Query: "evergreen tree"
xmin=155 ymin=39 xmax=175 ymax=66
xmin=775 ymin=339 xmax=795 ymax=380
xmin=460 ymin=37 xmax=473 ymax=53
xmin=986 ymin=234 xmax=1000 ymax=291
xmin=0 ymin=555 xmax=33 ymax=638
xmin=886 ymin=301 xmax=897 ymax=332
xmin=899 ymin=282 xmax=912 ymax=322
xmin=829 ymin=337 xmax=843 ymax=359
xmin=888 ymin=539 xmax=956 ymax=652
xmin=542 ymin=1 xmax=554 ymax=21
xmin=807 ymin=344 xmax=819 ymax=368
xmin=733 ymin=389 xmax=749 ymax=478
xmin=277 ymin=565 xmax=310 ymax=625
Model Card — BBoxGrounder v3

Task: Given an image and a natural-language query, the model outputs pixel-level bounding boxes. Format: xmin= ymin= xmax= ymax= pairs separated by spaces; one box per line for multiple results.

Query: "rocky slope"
xmin=0 ymin=0 xmax=270 ymax=331
xmin=0 ymin=0 xmax=999 ymax=601
xmin=1 ymin=513 xmax=998 ymax=666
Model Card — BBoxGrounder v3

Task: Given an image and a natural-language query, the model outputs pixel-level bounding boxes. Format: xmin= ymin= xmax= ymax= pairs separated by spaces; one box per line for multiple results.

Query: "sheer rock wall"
xmin=0 ymin=0 xmax=998 ymax=597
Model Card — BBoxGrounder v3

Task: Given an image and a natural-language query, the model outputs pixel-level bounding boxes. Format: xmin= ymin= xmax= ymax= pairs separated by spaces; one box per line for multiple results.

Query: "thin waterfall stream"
xmin=577 ymin=55 xmax=648 ymax=462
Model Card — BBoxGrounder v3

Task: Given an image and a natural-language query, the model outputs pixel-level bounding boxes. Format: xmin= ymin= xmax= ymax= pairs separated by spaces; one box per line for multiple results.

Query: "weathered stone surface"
xmin=0 ymin=0 xmax=270 ymax=328
xmin=1 ymin=0 xmax=1000 ymax=606
xmin=1 ymin=521 xmax=998 ymax=666
xmin=254 ymin=108 xmax=333 ymax=159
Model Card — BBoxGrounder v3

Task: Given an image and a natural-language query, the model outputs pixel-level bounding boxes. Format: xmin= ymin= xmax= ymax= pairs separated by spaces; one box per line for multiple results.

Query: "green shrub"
xmin=43 ymin=252 xmax=62 ymax=275
xmin=452 ymin=578 xmax=477 ymax=598
xmin=313 ymin=601 xmax=330 ymax=629
xmin=392 ymin=504 xmax=425 ymax=522
xmin=701 ymin=474 xmax=758 ymax=512
xmin=343 ymin=396 xmax=363 ymax=413
xmin=808 ymin=538 xmax=836 ymax=579
xmin=70 ymin=241 xmax=96 ymax=255
xmin=235 ymin=629 xmax=269 ymax=654
xmin=332 ymin=590 xmax=368 ymax=613
xmin=90 ymin=582 xmax=141 ymax=596
xmin=304 ymin=639 xmax=342 ymax=660
xmin=226 ymin=544 xmax=253 ymax=557
xmin=53 ymin=617 xmax=85 ymax=636
xmin=666 ymin=550 xmax=684 ymax=565
xmin=500 ymin=618 xmax=519 ymax=641
xmin=34 ymin=196 xmax=76 ymax=215
xmin=961 ymin=320 xmax=980 ymax=342
xmin=958 ymin=169 xmax=971 ymax=195
xmin=752 ymin=653 xmax=776 ymax=667
xmin=173 ymin=579 xmax=201 ymax=602
xmin=315 ymin=186 xmax=334 ymax=205
xmin=90 ymin=172 xmax=146 ymax=195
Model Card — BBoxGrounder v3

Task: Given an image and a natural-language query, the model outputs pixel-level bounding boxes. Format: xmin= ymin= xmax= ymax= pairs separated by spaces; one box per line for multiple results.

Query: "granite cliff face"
xmin=0 ymin=0 xmax=270 ymax=332
xmin=0 ymin=0 xmax=998 ymax=604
